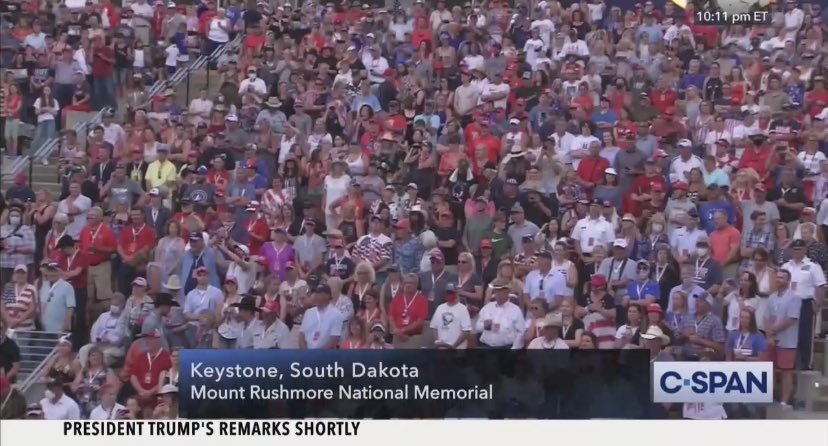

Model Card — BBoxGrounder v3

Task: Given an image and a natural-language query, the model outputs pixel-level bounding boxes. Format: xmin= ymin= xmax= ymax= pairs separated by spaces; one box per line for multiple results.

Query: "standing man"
xmin=765 ymin=269 xmax=802 ymax=407
xmin=116 ymin=209 xmax=156 ymax=296
xmin=56 ymin=236 xmax=89 ymax=348
xmin=57 ymin=182 xmax=93 ymax=240
xmin=476 ymin=281 xmax=524 ymax=348
xmin=299 ymin=285 xmax=344 ymax=350
xmin=781 ymin=239 xmax=826 ymax=371
xmin=430 ymin=283 xmax=472 ymax=349
xmin=389 ymin=273 xmax=429 ymax=348
xmin=38 ymin=261 xmax=75 ymax=334
xmin=90 ymin=35 xmax=116 ymax=111
xmin=79 ymin=207 xmax=116 ymax=323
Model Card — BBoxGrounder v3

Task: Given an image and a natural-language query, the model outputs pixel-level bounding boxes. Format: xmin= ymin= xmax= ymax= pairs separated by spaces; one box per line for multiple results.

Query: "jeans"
xmin=32 ymin=119 xmax=56 ymax=152
xmin=93 ymin=75 xmax=117 ymax=112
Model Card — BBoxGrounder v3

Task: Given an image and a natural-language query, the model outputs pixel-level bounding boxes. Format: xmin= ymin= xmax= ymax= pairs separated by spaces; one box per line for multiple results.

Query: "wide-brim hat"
xmin=164 ymin=275 xmax=183 ymax=291
xmin=154 ymin=292 xmax=180 ymax=307
xmin=265 ymin=97 xmax=282 ymax=108
xmin=537 ymin=313 xmax=563 ymax=329
xmin=640 ymin=325 xmax=670 ymax=345
xmin=231 ymin=295 xmax=261 ymax=312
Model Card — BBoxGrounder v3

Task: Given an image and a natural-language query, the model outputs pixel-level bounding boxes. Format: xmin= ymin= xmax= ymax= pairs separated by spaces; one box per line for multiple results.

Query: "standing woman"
xmin=43 ymin=213 xmax=69 ymax=264
xmin=746 ymin=248 xmax=775 ymax=331
xmin=593 ymin=168 xmax=623 ymax=212
xmin=456 ymin=252 xmax=484 ymax=317
xmin=27 ymin=189 xmax=56 ymax=270
xmin=560 ymin=297 xmax=585 ymax=348
xmin=32 ymin=85 xmax=60 ymax=151
xmin=347 ymin=262 xmax=376 ymax=310
xmin=723 ymin=271 xmax=759 ymax=335
xmin=379 ymin=266 xmax=403 ymax=312
xmin=517 ymin=298 xmax=550 ymax=349
xmin=154 ymin=220 xmax=186 ymax=286
xmin=206 ymin=9 xmax=230 ymax=61
xmin=3 ymin=83 xmax=22 ymax=156
xmin=0 ymin=206 xmax=36 ymax=286
xmin=653 ymin=245 xmax=680 ymax=311
xmin=261 ymin=228 xmax=295 ymax=282
xmin=323 ymin=160 xmax=351 ymax=231
xmin=357 ymin=290 xmax=385 ymax=330
xmin=772 ymin=223 xmax=792 ymax=266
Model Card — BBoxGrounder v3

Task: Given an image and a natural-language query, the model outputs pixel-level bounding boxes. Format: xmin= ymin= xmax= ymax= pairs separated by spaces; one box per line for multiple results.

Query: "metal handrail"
xmin=11 ymin=330 xmax=68 ymax=394
xmin=2 ymin=33 xmax=246 ymax=179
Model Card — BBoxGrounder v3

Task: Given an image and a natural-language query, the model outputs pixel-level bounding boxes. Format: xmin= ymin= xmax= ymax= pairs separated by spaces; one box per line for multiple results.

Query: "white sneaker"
xmin=42 ymin=158 xmax=49 ymax=166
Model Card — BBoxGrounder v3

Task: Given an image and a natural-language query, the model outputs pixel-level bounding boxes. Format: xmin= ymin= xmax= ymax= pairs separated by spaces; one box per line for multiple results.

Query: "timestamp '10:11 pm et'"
xmin=694 ymin=9 xmax=771 ymax=26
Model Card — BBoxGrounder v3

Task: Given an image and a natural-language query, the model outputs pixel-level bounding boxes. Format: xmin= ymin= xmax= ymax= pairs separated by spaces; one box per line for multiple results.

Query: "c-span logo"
xmin=653 ymin=362 xmax=773 ymax=403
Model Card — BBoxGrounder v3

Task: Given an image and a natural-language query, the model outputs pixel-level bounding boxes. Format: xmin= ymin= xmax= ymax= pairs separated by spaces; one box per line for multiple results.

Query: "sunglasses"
xmin=458 ymin=260 xmax=469 ymax=264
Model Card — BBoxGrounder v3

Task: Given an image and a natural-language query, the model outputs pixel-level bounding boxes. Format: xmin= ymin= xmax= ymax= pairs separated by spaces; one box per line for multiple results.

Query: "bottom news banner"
xmin=178 ymin=349 xmax=651 ymax=419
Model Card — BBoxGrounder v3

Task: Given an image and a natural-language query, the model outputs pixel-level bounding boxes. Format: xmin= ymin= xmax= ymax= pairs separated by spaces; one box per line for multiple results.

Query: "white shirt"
xmin=367 ymin=56 xmax=389 ymax=84
xmin=41 ymin=394 xmax=81 ymax=420
xmin=57 ymin=195 xmax=92 ymax=239
xmin=557 ymin=40 xmax=589 ymax=58
xmin=251 ymin=319 xmax=294 ymax=349
xmin=102 ymin=123 xmax=125 ymax=147
xmin=527 ymin=336 xmax=569 ymax=349
xmin=73 ymin=48 xmax=89 ymax=75
xmin=523 ymin=38 xmax=546 ymax=70
xmin=300 ymin=304 xmax=344 ymax=349
xmin=478 ymin=82 xmax=510 ymax=109
xmin=669 ymin=226 xmax=706 ymax=260
xmin=703 ymin=130 xmax=733 ymax=156
xmin=530 ymin=19 xmax=555 ymax=47
xmin=797 ymin=151 xmax=826 ymax=177
xmin=586 ymin=2 xmax=605 ymax=22
xmin=570 ymin=135 xmax=599 ymax=169
xmin=571 ymin=216 xmax=614 ymax=254
xmin=783 ymin=8 xmax=804 ymax=40
xmin=226 ymin=262 xmax=256 ymax=295
xmin=430 ymin=302 xmax=472 ymax=349
xmin=89 ymin=403 xmax=126 ymax=420
xmin=164 ymin=45 xmax=179 ymax=67
xmin=669 ymin=155 xmax=704 ymax=184
xmin=238 ymin=77 xmax=267 ymax=96
xmin=551 ymin=131 xmax=576 ymax=165
xmin=781 ymin=257 xmax=827 ymax=300
xmin=207 ymin=17 xmax=230 ymax=43
xmin=475 ymin=300 xmax=524 ymax=347
xmin=462 ymin=54 xmax=485 ymax=71
xmin=683 ymin=402 xmax=727 ymax=419
xmin=523 ymin=269 xmax=567 ymax=305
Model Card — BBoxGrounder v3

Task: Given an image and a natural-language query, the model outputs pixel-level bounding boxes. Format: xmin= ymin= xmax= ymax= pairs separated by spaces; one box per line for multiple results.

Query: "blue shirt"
xmin=726 ymin=331 xmax=768 ymax=357
xmin=698 ymin=199 xmax=735 ymax=233
xmin=637 ymin=25 xmax=663 ymax=43
xmin=592 ymin=110 xmax=618 ymax=139
xmin=39 ymin=279 xmax=76 ymax=332
xmin=626 ymin=280 xmax=661 ymax=301
xmin=679 ymin=73 xmax=705 ymax=93
xmin=351 ymin=94 xmax=381 ymax=113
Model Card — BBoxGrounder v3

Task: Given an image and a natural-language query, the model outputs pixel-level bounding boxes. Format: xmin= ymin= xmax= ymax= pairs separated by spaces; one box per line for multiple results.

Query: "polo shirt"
xmin=626 ymin=280 xmax=660 ymax=301
xmin=571 ymin=217 xmax=614 ymax=255
xmin=476 ymin=300 xmax=524 ymax=347
xmin=300 ymin=305 xmax=344 ymax=349
xmin=709 ymin=226 xmax=741 ymax=265
xmin=781 ymin=257 xmax=827 ymax=300
xmin=766 ymin=290 xmax=801 ymax=349
xmin=39 ymin=279 xmax=76 ymax=332
xmin=768 ymin=184 xmax=807 ymax=223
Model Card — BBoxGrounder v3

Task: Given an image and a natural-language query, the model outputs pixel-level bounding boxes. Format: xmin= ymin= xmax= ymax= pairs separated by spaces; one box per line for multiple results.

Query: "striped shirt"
xmin=0 ymin=224 xmax=36 ymax=269
xmin=2 ymin=282 xmax=38 ymax=330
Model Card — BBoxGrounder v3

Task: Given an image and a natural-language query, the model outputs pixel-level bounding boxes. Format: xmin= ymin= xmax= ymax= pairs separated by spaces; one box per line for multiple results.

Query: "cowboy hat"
xmin=640 ymin=325 xmax=670 ymax=345
xmin=164 ymin=275 xmax=183 ymax=291
xmin=265 ymin=97 xmax=282 ymax=108
xmin=154 ymin=293 xmax=180 ymax=308
xmin=536 ymin=313 xmax=563 ymax=329
xmin=158 ymin=384 xmax=179 ymax=395
xmin=231 ymin=295 xmax=261 ymax=312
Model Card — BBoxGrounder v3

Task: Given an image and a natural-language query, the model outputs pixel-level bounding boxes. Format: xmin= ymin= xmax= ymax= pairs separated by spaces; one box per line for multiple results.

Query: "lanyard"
xmin=402 ymin=294 xmax=417 ymax=314
xmin=356 ymin=283 xmax=370 ymax=303
xmin=364 ymin=308 xmax=379 ymax=322
xmin=561 ymin=320 xmax=571 ymax=338
xmin=389 ymin=282 xmax=400 ymax=298
xmin=431 ymin=270 xmax=445 ymax=288
xmin=44 ymin=281 xmax=60 ymax=303
xmin=457 ymin=273 xmax=470 ymax=289
xmin=146 ymin=349 xmax=162 ymax=370
xmin=694 ymin=314 xmax=709 ymax=333
xmin=609 ymin=258 xmax=628 ymax=281
xmin=695 ymin=257 xmax=708 ymax=275
xmin=151 ymin=209 xmax=158 ymax=223
xmin=194 ymin=288 xmax=208 ymax=308
xmin=132 ymin=224 xmax=145 ymax=240
xmin=655 ymin=264 xmax=667 ymax=282
xmin=635 ymin=280 xmax=649 ymax=299
xmin=66 ymin=251 xmax=78 ymax=270
xmin=90 ymin=223 xmax=103 ymax=242
xmin=14 ymin=284 xmax=26 ymax=302
xmin=737 ymin=332 xmax=750 ymax=351
xmin=51 ymin=230 xmax=66 ymax=249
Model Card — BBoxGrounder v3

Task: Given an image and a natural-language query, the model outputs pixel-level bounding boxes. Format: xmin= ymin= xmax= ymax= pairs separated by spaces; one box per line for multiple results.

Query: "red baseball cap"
xmin=646 ymin=303 xmax=663 ymax=314
xmin=673 ymin=182 xmax=689 ymax=191
xmin=651 ymin=183 xmax=665 ymax=192
xmin=590 ymin=275 xmax=607 ymax=288
xmin=394 ymin=219 xmax=411 ymax=230
xmin=480 ymin=239 xmax=493 ymax=249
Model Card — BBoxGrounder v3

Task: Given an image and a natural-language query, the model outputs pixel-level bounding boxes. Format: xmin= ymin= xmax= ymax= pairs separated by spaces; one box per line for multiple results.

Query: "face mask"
xmin=9 ymin=216 xmax=20 ymax=226
xmin=652 ymin=223 xmax=663 ymax=233
xmin=248 ymin=73 xmax=257 ymax=80
xmin=696 ymin=248 xmax=708 ymax=257
xmin=44 ymin=390 xmax=55 ymax=400
xmin=372 ymin=333 xmax=384 ymax=343
xmin=110 ymin=305 xmax=121 ymax=315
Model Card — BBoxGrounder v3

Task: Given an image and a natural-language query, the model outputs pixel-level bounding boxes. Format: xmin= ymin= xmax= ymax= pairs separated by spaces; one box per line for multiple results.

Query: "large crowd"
xmin=0 ymin=0 xmax=827 ymax=421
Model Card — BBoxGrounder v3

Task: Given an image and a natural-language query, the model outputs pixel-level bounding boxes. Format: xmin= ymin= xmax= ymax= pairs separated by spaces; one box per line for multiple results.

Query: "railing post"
xmin=28 ymin=156 xmax=33 ymax=188
xmin=186 ymin=67 xmax=191 ymax=104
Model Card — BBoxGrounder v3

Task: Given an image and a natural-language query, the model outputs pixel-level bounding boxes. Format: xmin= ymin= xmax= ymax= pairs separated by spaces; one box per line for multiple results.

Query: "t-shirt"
xmin=431 ymin=226 xmax=461 ymax=265
xmin=0 ymin=337 xmax=21 ymax=379
xmin=726 ymin=331 xmax=767 ymax=358
xmin=766 ymin=291 xmax=801 ymax=349
xmin=430 ymin=302 xmax=472 ymax=349
xmin=107 ymin=179 xmax=142 ymax=210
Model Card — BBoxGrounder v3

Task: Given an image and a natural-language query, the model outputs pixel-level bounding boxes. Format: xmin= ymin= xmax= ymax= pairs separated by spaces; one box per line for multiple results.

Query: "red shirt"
xmin=388 ymin=292 xmax=429 ymax=335
xmin=737 ymin=147 xmax=772 ymax=179
xmin=208 ymin=169 xmax=231 ymax=192
xmin=576 ymin=156 xmax=610 ymax=187
xmin=806 ymin=89 xmax=828 ymax=117
xmin=171 ymin=212 xmax=199 ymax=240
xmin=58 ymin=249 xmax=89 ymax=290
xmin=199 ymin=11 xmax=216 ymax=36
xmin=4 ymin=94 xmax=21 ymax=119
xmin=411 ymin=29 xmax=432 ymax=49
xmin=79 ymin=222 xmax=118 ymax=266
xmin=119 ymin=224 xmax=157 ymax=257
xmin=91 ymin=46 xmax=114 ymax=77
xmin=467 ymin=134 xmax=501 ymax=167
xmin=129 ymin=346 xmax=172 ymax=392
xmin=245 ymin=217 xmax=269 ymax=256
xmin=650 ymin=88 xmax=678 ymax=113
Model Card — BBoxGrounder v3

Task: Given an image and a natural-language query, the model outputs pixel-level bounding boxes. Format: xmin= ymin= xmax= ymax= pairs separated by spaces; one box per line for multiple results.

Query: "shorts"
xmin=167 ymin=65 xmax=177 ymax=76
xmin=3 ymin=118 xmax=20 ymax=139
xmin=768 ymin=344 xmax=796 ymax=370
